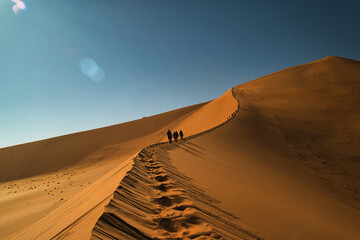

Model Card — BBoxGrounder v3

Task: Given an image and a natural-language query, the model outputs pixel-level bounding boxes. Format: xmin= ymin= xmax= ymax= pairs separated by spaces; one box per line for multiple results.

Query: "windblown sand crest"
xmin=1 ymin=56 xmax=359 ymax=239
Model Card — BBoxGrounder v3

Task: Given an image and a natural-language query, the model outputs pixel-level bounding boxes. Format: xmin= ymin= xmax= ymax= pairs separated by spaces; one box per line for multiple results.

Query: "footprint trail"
xmin=91 ymin=144 xmax=262 ymax=240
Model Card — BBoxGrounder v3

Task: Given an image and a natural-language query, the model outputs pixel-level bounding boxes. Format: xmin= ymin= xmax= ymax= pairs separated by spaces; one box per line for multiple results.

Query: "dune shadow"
xmin=184 ymin=141 xmax=205 ymax=150
xmin=167 ymin=142 xmax=205 ymax=160
xmin=232 ymin=116 xmax=251 ymax=127
xmin=176 ymin=144 xmax=205 ymax=159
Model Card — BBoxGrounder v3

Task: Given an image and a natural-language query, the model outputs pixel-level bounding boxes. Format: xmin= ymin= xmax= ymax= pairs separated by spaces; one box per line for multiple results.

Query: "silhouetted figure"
xmin=179 ymin=130 xmax=184 ymax=140
xmin=167 ymin=130 xmax=172 ymax=143
xmin=173 ymin=131 xmax=179 ymax=142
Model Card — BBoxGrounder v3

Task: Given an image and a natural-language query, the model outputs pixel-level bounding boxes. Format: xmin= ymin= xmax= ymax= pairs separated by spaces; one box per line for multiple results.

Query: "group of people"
xmin=167 ymin=130 xmax=184 ymax=143
xmin=226 ymin=111 xmax=237 ymax=120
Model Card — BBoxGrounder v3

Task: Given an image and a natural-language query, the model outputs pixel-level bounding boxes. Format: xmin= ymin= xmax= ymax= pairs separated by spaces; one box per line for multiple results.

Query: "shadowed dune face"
xmin=168 ymin=57 xmax=360 ymax=240
xmin=235 ymin=56 xmax=360 ymax=202
xmin=1 ymin=56 xmax=359 ymax=240
xmin=91 ymin=145 xmax=262 ymax=240
xmin=89 ymin=57 xmax=360 ymax=240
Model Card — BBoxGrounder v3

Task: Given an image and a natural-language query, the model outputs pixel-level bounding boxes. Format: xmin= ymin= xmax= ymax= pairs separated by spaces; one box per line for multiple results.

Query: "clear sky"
xmin=1 ymin=0 xmax=359 ymax=148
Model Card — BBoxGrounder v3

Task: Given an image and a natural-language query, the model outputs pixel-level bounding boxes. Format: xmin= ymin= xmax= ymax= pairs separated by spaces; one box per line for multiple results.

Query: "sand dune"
xmin=168 ymin=56 xmax=360 ymax=239
xmin=0 ymin=102 xmax=206 ymax=183
xmin=91 ymin=144 xmax=261 ymax=240
xmin=0 ymin=89 xmax=236 ymax=239
xmin=90 ymin=56 xmax=360 ymax=239
xmin=1 ymin=56 xmax=359 ymax=239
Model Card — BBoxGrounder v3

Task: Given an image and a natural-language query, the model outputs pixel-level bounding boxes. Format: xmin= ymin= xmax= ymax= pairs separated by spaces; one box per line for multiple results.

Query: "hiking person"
xmin=179 ymin=130 xmax=184 ymax=140
xmin=173 ymin=131 xmax=179 ymax=142
xmin=167 ymin=130 xmax=172 ymax=143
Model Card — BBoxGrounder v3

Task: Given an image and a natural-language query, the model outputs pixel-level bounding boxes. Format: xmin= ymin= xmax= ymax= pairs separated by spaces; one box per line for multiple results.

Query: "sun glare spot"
xmin=79 ymin=57 xmax=105 ymax=82
xmin=12 ymin=5 xmax=19 ymax=14
xmin=11 ymin=0 xmax=26 ymax=14
xmin=91 ymin=67 xmax=105 ymax=82
xmin=79 ymin=58 xmax=98 ymax=76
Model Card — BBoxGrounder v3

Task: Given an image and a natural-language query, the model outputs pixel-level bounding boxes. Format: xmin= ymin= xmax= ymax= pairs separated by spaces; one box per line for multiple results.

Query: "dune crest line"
xmin=90 ymin=90 xmax=261 ymax=239
xmin=91 ymin=145 xmax=261 ymax=240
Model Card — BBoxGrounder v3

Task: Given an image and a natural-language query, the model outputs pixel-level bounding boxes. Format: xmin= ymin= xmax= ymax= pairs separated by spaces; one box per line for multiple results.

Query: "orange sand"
xmin=169 ymin=56 xmax=360 ymax=239
xmin=1 ymin=56 xmax=359 ymax=239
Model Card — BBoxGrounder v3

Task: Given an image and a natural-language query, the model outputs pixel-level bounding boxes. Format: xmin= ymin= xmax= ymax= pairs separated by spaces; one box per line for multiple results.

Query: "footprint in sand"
xmin=92 ymin=146 xmax=261 ymax=240
xmin=155 ymin=175 xmax=168 ymax=182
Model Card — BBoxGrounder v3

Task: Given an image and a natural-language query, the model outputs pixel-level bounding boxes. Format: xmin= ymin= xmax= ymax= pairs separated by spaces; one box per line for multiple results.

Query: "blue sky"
xmin=1 ymin=0 xmax=359 ymax=148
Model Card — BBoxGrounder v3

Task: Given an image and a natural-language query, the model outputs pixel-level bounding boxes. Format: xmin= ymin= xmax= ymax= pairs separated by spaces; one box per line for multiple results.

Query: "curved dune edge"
xmin=91 ymin=143 xmax=261 ymax=240
xmin=168 ymin=89 xmax=239 ymax=141
xmin=89 ymin=90 xmax=263 ymax=239
xmin=7 ymin=56 xmax=359 ymax=239
xmin=166 ymin=57 xmax=360 ymax=240
xmin=4 ymin=90 xmax=238 ymax=240
xmin=51 ymin=90 xmax=240 ymax=239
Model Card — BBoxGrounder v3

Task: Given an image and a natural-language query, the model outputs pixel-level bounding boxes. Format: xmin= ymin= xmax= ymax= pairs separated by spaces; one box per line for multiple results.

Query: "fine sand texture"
xmin=167 ymin=56 xmax=360 ymax=239
xmin=1 ymin=56 xmax=359 ymax=239
xmin=0 ymin=90 xmax=237 ymax=239
xmin=91 ymin=144 xmax=261 ymax=240
xmin=90 ymin=56 xmax=359 ymax=239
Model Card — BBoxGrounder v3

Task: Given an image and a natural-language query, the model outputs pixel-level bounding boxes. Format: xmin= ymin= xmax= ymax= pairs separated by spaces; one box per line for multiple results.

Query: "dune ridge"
xmin=1 ymin=90 xmax=237 ymax=239
xmin=167 ymin=56 xmax=360 ymax=239
xmin=1 ymin=56 xmax=359 ymax=240
xmin=91 ymin=143 xmax=261 ymax=240
xmin=0 ymin=102 xmax=206 ymax=183
xmin=90 ymin=90 xmax=249 ymax=239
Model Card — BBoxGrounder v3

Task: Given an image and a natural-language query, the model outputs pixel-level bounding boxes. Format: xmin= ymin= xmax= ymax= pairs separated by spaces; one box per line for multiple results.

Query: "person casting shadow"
xmin=179 ymin=130 xmax=184 ymax=140
xmin=173 ymin=131 xmax=179 ymax=142
xmin=167 ymin=130 xmax=173 ymax=143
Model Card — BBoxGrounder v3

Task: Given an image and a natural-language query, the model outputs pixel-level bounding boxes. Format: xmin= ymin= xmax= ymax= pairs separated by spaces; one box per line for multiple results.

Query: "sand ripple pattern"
xmin=91 ymin=144 xmax=262 ymax=240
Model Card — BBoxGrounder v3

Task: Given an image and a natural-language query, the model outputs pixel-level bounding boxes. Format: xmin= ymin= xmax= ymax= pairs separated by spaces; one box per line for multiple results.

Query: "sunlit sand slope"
xmin=167 ymin=56 xmax=360 ymax=239
xmin=1 ymin=90 xmax=237 ymax=239
xmin=3 ymin=56 xmax=359 ymax=240
xmin=0 ymin=103 xmax=205 ymax=183
xmin=0 ymin=103 xmax=206 ymax=239
xmin=92 ymin=144 xmax=261 ymax=240
xmin=89 ymin=92 xmax=244 ymax=240
xmin=170 ymin=89 xmax=238 ymax=140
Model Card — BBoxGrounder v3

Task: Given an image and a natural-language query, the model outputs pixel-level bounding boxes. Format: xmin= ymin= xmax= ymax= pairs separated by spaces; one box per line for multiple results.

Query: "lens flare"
xmin=12 ymin=5 xmax=19 ymax=14
xmin=11 ymin=0 xmax=26 ymax=14
xmin=91 ymin=67 xmax=105 ymax=82
xmin=79 ymin=58 xmax=98 ymax=76
xmin=79 ymin=57 xmax=105 ymax=82
xmin=16 ymin=1 xmax=26 ymax=9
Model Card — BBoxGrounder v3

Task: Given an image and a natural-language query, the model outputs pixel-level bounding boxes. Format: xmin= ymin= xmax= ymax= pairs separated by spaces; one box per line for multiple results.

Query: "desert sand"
xmin=1 ymin=56 xmax=359 ymax=239
xmin=168 ymin=57 xmax=360 ymax=239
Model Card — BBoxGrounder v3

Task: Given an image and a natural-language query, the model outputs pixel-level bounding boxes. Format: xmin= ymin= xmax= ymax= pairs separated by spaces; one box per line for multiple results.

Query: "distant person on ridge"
xmin=167 ymin=130 xmax=172 ymax=143
xmin=179 ymin=130 xmax=184 ymax=140
xmin=173 ymin=131 xmax=179 ymax=142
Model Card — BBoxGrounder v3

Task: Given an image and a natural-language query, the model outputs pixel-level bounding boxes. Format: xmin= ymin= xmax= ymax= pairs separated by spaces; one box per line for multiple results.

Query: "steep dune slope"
xmin=0 ymin=103 xmax=205 ymax=239
xmin=167 ymin=57 xmax=360 ymax=239
xmin=169 ymin=89 xmax=238 ymax=140
xmin=2 ymin=56 xmax=358 ymax=240
xmin=0 ymin=90 xmax=237 ymax=239
xmin=91 ymin=144 xmax=262 ymax=240
xmin=235 ymin=56 xmax=360 ymax=203
xmin=0 ymin=103 xmax=204 ymax=183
